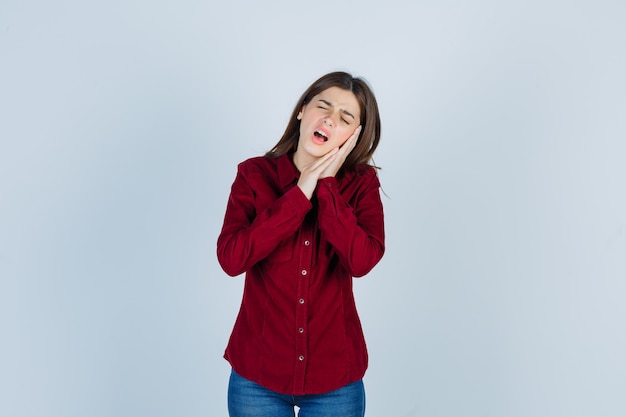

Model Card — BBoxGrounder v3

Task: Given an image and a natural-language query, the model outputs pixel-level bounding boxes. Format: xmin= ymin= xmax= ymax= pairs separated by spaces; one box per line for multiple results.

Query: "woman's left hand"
xmin=320 ymin=125 xmax=362 ymax=178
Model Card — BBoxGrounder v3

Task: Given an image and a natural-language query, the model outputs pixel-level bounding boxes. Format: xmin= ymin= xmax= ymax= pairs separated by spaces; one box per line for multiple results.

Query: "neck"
xmin=292 ymin=149 xmax=313 ymax=172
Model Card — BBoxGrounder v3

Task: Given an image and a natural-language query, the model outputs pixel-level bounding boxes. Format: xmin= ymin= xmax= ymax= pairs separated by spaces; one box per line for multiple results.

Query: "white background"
xmin=1 ymin=1 xmax=625 ymax=416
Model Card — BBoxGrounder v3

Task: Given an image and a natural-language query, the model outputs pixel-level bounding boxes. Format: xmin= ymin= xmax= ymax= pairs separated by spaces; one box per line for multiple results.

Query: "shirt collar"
xmin=277 ymin=153 xmax=300 ymax=189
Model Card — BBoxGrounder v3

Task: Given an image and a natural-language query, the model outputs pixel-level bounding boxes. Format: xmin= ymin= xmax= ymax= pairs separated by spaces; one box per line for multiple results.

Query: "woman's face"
xmin=295 ymin=86 xmax=361 ymax=164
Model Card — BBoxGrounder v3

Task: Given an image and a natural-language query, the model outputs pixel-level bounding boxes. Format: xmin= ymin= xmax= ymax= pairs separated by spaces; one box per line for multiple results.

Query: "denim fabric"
xmin=228 ymin=369 xmax=366 ymax=417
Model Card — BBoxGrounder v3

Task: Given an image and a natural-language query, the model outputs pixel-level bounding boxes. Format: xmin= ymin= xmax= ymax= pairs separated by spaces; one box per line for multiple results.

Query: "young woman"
xmin=217 ymin=71 xmax=385 ymax=417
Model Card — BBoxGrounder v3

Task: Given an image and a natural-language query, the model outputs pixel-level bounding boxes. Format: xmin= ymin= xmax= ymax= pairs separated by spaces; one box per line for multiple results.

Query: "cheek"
xmin=337 ymin=128 xmax=355 ymax=144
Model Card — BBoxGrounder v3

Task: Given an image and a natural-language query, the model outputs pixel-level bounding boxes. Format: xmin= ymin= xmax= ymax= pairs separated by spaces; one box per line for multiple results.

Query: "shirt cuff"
xmin=285 ymin=184 xmax=313 ymax=213
xmin=318 ymin=177 xmax=339 ymax=193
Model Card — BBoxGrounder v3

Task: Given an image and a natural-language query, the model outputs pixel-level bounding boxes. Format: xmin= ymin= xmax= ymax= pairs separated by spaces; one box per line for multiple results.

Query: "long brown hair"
xmin=266 ymin=71 xmax=381 ymax=174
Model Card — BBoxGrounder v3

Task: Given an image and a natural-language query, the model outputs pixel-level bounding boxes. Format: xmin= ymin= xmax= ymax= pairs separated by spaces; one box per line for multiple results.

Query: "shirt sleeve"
xmin=217 ymin=162 xmax=312 ymax=277
xmin=316 ymin=169 xmax=385 ymax=277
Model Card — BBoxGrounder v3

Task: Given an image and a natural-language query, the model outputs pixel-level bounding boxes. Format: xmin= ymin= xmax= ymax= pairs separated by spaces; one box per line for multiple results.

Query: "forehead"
xmin=313 ymin=87 xmax=360 ymax=116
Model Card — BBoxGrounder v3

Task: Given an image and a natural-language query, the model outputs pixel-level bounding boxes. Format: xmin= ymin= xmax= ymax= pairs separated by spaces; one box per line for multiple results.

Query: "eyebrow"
xmin=318 ymin=99 xmax=356 ymax=120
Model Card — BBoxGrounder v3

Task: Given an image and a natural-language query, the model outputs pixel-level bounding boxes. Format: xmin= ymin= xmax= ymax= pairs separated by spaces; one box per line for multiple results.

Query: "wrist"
xmin=296 ymin=183 xmax=314 ymax=200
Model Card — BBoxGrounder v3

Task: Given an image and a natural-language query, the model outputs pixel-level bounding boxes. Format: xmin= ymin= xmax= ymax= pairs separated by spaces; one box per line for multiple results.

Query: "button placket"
xmin=293 ymin=226 xmax=313 ymax=393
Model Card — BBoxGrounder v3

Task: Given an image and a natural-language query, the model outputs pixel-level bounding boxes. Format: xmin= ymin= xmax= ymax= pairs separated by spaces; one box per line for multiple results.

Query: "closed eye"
xmin=316 ymin=99 xmax=356 ymax=124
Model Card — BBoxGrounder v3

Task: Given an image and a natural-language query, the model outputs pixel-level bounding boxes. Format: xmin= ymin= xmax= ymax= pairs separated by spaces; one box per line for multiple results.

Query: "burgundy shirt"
xmin=217 ymin=153 xmax=385 ymax=395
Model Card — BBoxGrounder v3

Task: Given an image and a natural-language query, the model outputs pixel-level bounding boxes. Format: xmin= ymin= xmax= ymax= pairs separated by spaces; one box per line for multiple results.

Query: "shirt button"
xmin=301 ymin=269 xmax=307 ymax=276
xmin=299 ymin=355 xmax=305 ymax=361
xmin=299 ymin=298 xmax=305 ymax=304
xmin=298 ymin=328 xmax=304 ymax=333
xmin=304 ymin=240 xmax=310 ymax=246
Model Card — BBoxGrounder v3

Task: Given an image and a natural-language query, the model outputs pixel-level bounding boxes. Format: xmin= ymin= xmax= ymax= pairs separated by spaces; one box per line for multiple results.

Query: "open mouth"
xmin=314 ymin=130 xmax=329 ymax=142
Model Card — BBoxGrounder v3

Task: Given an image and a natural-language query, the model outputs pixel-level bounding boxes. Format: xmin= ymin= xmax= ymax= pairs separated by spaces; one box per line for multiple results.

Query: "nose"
xmin=323 ymin=115 xmax=335 ymax=127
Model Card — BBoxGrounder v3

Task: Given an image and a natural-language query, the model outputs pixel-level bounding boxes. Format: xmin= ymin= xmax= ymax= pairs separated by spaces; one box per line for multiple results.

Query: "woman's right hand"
xmin=296 ymin=147 xmax=339 ymax=200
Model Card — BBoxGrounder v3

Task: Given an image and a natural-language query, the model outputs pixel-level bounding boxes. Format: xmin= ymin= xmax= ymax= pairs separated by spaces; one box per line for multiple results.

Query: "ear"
xmin=296 ymin=104 xmax=305 ymax=120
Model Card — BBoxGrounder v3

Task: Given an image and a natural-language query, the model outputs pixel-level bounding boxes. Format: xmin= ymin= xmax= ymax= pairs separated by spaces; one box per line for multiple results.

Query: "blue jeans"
xmin=228 ymin=369 xmax=366 ymax=417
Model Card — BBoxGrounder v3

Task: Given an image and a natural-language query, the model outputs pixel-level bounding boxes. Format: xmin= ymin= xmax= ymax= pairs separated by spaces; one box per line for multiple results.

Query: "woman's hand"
xmin=297 ymin=125 xmax=361 ymax=200
xmin=296 ymin=147 xmax=339 ymax=200
xmin=320 ymin=125 xmax=361 ymax=179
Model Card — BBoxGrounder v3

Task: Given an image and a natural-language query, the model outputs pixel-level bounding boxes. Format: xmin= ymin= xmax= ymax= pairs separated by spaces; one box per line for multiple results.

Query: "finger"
xmin=316 ymin=153 xmax=339 ymax=172
xmin=337 ymin=132 xmax=359 ymax=158
xmin=349 ymin=125 xmax=362 ymax=143
xmin=305 ymin=148 xmax=338 ymax=172
xmin=344 ymin=125 xmax=362 ymax=151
